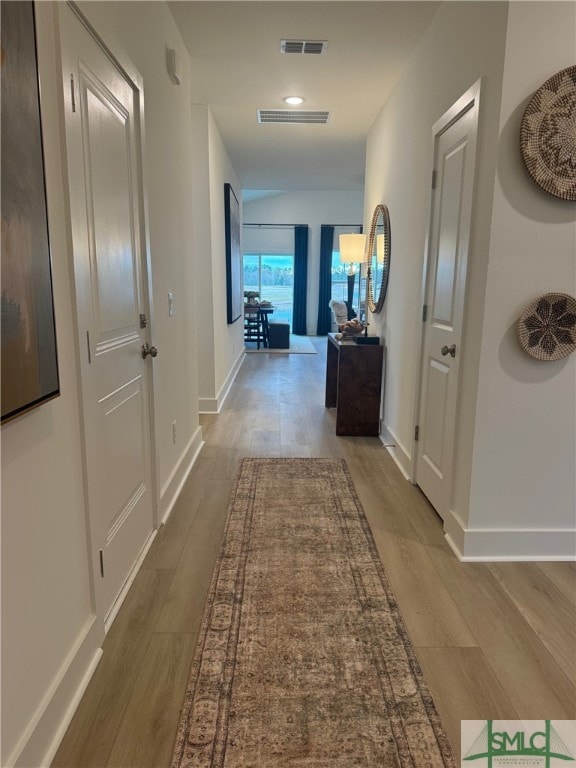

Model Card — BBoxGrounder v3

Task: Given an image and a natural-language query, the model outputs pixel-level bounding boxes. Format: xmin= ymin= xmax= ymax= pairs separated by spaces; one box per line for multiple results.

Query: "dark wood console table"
xmin=325 ymin=333 xmax=384 ymax=436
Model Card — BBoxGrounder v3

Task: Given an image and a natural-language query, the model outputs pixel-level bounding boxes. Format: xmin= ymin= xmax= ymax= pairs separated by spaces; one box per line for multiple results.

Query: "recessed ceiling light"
xmin=283 ymin=96 xmax=304 ymax=106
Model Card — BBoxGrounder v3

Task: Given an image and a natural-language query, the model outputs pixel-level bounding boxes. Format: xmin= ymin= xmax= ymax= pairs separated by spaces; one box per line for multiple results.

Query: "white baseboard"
xmin=445 ymin=509 xmax=576 ymax=561
xmin=9 ymin=617 xmax=102 ymax=768
xmin=379 ymin=423 xmax=396 ymax=448
xmin=9 ymin=426 xmax=207 ymax=767
xmin=199 ymin=349 xmax=245 ymax=414
xmin=381 ymin=424 xmax=412 ymax=481
xmin=104 ymin=527 xmax=158 ymax=633
xmin=105 ymin=428 xmax=204 ymax=631
xmin=159 ymin=425 xmax=204 ymax=525
xmin=108 ymin=427 xmax=205 ymax=628
xmin=198 ymin=398 xmax=218 ymax=414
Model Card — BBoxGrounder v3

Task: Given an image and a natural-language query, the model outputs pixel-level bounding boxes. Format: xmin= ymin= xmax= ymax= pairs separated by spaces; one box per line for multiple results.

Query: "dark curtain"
xmin=316 ymin=225 xmax=334 ymax=335
xmin=292 ymin=225 xmax=309 ymax=335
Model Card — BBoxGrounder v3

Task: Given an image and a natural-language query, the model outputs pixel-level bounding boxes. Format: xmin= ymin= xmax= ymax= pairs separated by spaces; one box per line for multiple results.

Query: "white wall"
xmin=365 ymin=0 xmax=576 ymax=559
xmin=190 ymin=106 xmax=244 ymax=412
xmin=191 ymin=105 xmax=217 ymax=404
xmin=243 ymin=191 xmax=365 ymax=334
xmin=466 ymin=2 xmax=576 ymax=558
xmin=1 ymin=9 xmax=94 ymax=765
xmin=364 ymin=1 xmax=508 ymax=503
xmin=208 ymin=112 xmax=245 ymax=402
xmin=1 ymin=2 xmax=203 ymax=764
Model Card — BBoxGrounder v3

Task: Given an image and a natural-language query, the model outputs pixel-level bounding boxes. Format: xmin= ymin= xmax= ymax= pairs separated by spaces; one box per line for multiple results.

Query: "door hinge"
xmin=139 ymin=313 xmax=149 ymax=329
xmin=422 ymin=304 xmax=428 ymax=322
xmin=86 ymin=331 xmax=91 ymax=364
xmin=99 ymin=549 xmax=104 ymax=578
xmin=414 ymin=425 xmax=420 ymax=442
xmin=70 ymin=74 xmax=76 ymax=113
xmin=431 ymin=169 xmax=437 ymax=189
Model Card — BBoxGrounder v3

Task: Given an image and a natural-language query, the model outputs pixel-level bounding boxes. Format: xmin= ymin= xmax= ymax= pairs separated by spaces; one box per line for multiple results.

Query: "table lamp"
xmin=339 ymin=233 xmax=366 ymax=320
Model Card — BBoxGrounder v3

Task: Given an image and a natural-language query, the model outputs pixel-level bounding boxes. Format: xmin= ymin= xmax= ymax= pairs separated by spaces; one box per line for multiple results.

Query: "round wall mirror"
xmin=367 ymin=204 xmax=391 ymax=314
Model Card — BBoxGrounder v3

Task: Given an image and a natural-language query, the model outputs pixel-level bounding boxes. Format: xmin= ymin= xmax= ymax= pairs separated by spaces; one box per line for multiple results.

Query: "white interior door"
xmin=416 ymin=84 xmax=480 ymax=521
xmin=60 ymin=6 xmax=156 ymax=623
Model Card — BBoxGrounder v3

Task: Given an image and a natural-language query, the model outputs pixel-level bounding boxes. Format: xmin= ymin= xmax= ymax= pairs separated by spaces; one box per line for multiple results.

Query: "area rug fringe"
xmin=171 ymin=458 xmax=455 ymax=768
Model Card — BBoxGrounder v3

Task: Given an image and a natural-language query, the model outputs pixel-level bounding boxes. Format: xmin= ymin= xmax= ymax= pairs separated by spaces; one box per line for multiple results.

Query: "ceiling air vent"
xmin=280 ymin=39 xmax=327 ymax=55
xmin=258 ymin=109 xmax=330 ymax=125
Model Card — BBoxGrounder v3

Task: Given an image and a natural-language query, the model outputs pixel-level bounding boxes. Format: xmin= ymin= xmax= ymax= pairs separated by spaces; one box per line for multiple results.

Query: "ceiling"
xmin=168 ymin=2 xmax=441 ymax=193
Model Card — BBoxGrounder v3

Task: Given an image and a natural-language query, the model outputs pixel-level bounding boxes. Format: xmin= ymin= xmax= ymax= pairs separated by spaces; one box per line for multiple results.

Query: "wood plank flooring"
xmin=52 ymin=338 xmax=576 ymax=767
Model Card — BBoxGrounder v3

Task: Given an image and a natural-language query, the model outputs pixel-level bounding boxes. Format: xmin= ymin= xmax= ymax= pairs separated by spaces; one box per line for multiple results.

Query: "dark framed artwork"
xmin=1 ymin=1 xmax=60 ymax=423
xmin=224 ymin=183 xmax=242 ymax=324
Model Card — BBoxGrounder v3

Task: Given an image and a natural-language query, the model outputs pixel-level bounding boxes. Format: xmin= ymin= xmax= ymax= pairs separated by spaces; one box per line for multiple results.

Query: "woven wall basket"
xmin=520 ymin=65 xmax=576 ymax=201
xmin=518 ymin=293 xmax=576 ymax=361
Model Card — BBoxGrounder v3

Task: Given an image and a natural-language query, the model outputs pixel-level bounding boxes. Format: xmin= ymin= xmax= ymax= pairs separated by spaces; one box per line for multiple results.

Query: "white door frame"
xmin=59 ymin=2 xmax=159 ymax=627
xmin=411 ymin=79 xmax=482 ymax=497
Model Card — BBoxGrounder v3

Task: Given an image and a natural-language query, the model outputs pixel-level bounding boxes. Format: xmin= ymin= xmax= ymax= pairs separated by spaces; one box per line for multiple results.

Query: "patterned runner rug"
xmin=171 ymin=458 xmax=455 ymax=768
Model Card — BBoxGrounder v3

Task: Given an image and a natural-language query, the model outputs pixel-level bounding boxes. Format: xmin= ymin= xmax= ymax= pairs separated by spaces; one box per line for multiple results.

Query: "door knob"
xmin=142 ymin=343 xmax=158 ymax=359
xmin=441 ymin=344 xmax=456 ymax=358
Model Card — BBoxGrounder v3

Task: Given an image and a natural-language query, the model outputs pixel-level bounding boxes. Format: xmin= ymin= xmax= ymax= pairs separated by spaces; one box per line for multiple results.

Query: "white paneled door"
xmin=416 ymin=84 xmax=480 ymax=521
xmin=60 ymin=7 xmax=156 ymax=624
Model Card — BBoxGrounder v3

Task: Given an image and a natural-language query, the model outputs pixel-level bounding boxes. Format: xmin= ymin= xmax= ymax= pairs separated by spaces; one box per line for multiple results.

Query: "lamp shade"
xmin=339 ymin=233 xmax=366 ymax=264
xmin=376 ymin=234 xmax=386 ymax=263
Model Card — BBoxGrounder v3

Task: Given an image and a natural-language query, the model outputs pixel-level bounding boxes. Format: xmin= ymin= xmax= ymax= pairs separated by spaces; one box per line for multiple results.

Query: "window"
xmin=331 ymin=227 xmax=364 ymax=315
xmin=243 ymin=253 xmax=294 ymax=324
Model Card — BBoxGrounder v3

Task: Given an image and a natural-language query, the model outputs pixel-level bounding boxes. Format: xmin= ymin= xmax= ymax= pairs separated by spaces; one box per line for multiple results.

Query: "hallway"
xmin=53 ymin=339 xmax=576 ymax=767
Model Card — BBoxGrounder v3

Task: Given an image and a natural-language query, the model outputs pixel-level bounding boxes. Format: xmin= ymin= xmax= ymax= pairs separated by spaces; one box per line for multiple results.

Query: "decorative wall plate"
xmin=518 ymin=293 xmax=576 ymax=361
xmin=520 ymin=65 xmax=576 ymax=201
